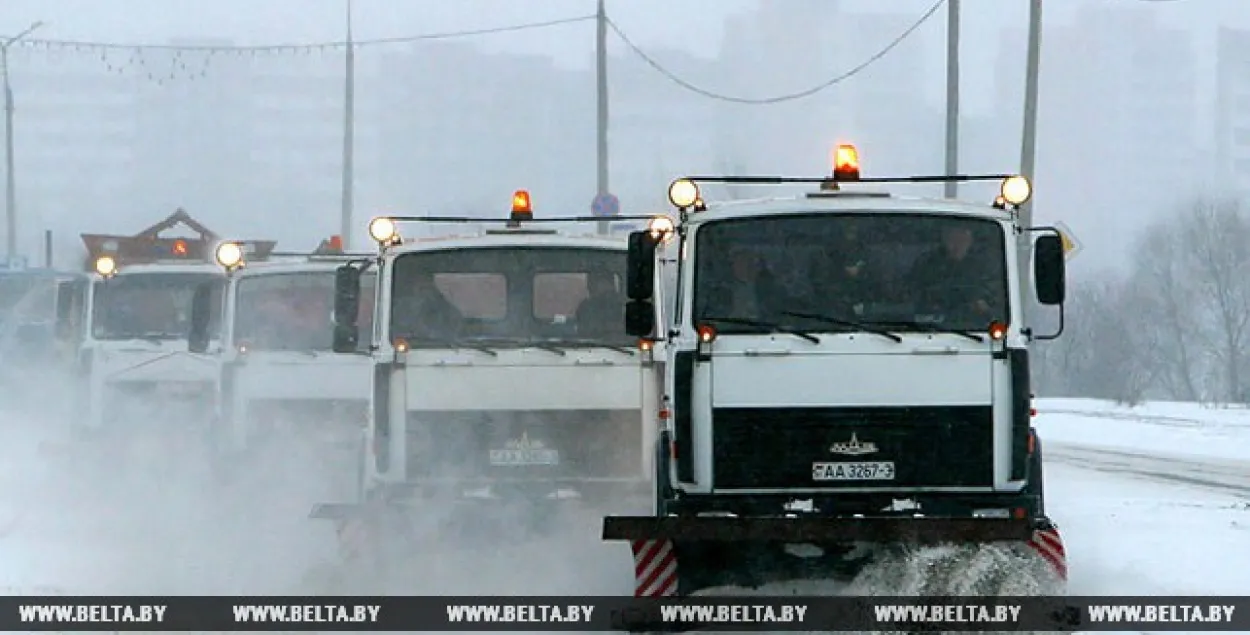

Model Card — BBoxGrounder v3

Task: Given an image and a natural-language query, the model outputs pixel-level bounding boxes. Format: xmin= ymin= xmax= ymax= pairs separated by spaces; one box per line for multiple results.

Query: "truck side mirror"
xmin=626 ymin=231 xmax=658 ymax=301
xmin=1034 ymin=234 xmax=1066 ymax=305
xmin=625 ymin=299 xmax=655 ymax=337
xmin=333 ymin=265 xmax=363 ymax=353
xmin=188 ymin=281 xmax=215 ymax=353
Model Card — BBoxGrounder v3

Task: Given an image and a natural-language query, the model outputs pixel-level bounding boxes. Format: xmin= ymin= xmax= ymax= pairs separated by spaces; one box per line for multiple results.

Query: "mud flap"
xmin=605 ymin=516 xmax=1039 ymax=598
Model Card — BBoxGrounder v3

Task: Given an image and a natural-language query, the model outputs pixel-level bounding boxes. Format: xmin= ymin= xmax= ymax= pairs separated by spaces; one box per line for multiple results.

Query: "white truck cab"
xmin=312 ymin=192 xmax=674 ymax=558
xmin=77 ymin=261 xmax=225 ymax=426
xmin=603 ymin=146 xmax=1071 ymax=603
xmin=189 ymin=237 xmax=377 ymax=465
xmin=49 ymin=212 xmax=275 ymax=441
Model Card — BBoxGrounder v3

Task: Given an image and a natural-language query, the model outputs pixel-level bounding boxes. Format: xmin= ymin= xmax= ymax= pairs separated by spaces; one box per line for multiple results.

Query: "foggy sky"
xmin=5 ymin=0 xmax=1243 ymax=114
xmin=0 ymin=0 xmax=1242 ymax=271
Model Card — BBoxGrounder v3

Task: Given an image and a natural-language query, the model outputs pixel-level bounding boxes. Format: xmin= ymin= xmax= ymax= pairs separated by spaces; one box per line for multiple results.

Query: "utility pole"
xmin=943 ymin=0 xmax=960 ymax=199
xmin=595 ymin=0 xmax=610 ymax=235
xmin=339 ymin=0 xmax=356 ymax=247
xmin=2 ymin=21 xmax=43 ymax=262
xmin=1018 ymin=0 xmax=1042 ymax=313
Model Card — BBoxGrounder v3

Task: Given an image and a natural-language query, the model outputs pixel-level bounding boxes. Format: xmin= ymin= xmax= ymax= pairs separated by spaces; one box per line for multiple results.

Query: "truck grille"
xmin=712 ymin=406 xmax=994 ymax=489
xmin=404 ymin=409 xmax=642 ymax=482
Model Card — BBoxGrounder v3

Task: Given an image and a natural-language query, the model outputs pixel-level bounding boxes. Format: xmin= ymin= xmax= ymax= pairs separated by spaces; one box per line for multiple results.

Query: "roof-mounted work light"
xmin=369 ymin=217 xmax=400 ymax=246
xmin=647 ymin=215 xmax=676 ymax=242
xmin=999 ymin=175 xmax=1032 ymax=206
xmin=94 ymin=255 xmax=117 ymax=277
xmin=668 ymin=179 xmax=700 ymax=210
xmin=215 ymin=241 xmax=245 ymax=272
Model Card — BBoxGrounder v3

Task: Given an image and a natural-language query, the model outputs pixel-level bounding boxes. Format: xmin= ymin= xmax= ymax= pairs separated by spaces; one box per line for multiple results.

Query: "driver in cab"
xmin=699 ymin=247 xmax=783 ymax=321
xmin=575 ymin=270 xmax=624 ymax=339
xmin=907 ymin=225 xmax=1002 ymax=323
xmin=391 ymin=271 xmax=463 ymax=341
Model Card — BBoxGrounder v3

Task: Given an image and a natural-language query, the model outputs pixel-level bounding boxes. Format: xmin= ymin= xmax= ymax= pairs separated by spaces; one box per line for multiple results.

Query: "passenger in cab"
xmin=576 ymin=270 xmax=625 ymax=339
xmin=811 ymin=221 xmax=870 ymax=315
xmin=126 ymin=292 xmax=179 ymax=337
xmin=241 ymin=294 xmax=296 ymax=348
xmin=286 ymin=288 xmax=332 ymax=350
xmin=907 ymin=225 xmax=1001 ymax=323
xmin=699 ymin=247 xmax=782 ymax=320
xmin=391 ymin=272 xmax=463 ymax=341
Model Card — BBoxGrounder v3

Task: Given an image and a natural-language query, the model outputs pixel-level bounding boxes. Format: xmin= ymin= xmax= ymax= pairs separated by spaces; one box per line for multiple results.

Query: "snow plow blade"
xmin=603 ymin=516 xmax=1034 ymax=543
xmin=604 ymin=516 xmax=1065 ymax=600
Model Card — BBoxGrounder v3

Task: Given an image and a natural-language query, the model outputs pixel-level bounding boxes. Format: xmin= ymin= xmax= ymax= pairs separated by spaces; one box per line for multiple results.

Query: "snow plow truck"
xmin=189 ymin=236 xmax=377 ymax=481
xmin=602 ymin=145 xmax=1069 ymax=602
xmin=308 ymin=192 xmax=667 ymax=591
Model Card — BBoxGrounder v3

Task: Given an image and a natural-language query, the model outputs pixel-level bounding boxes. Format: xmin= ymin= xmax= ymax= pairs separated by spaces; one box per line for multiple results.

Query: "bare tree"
xmin=1125 ymin=222 xmax=1201 ymax=401
xmin=1177 ymin=198 xmax=1250 ymax=403
xmin=1032 ymin=278 xmax=1150 ymax=403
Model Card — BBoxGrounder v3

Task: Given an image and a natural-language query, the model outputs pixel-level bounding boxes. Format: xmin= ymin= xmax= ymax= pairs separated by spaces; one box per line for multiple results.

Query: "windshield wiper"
xmin=781 ymin=311 xmax=902 ymax=343
xmin=697 ymin=316 xmax=821 ymax=344
xmin=403 ymin=337 xmax=499 ymax=357
xmin=460 ymin=336 xmax=571 ymax=357
xmin=871 ymin=320 xmax=985 ymax=343
xmin=108 ymin=333 xmax=176 ymax=345
xmin=541 ymin=337 xmax=635 ymax=355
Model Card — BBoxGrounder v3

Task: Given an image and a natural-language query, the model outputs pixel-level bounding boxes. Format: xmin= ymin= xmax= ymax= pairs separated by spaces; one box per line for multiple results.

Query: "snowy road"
xmin=1 ymin=399 xmax=1247 ymax=635
xmin=1047 ymin=442 xmax=1250 ymax=497
xmin=1033 ymin=400 xmax=1249 ymax=635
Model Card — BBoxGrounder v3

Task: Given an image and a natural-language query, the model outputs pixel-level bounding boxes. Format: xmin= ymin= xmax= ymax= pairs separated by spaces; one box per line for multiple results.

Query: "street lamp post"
xmin=1017 ymin=0 xmax=1179 ymax=314
xmin=1017 ymin=0 xmax=1041 ymax=317
xmin=339 ymin=2 xmax=355 ymax=248
xmin=943 ymin=0 xmax=960 ymax=199
xmin=2 ymin=21 xmax=43 ymax=262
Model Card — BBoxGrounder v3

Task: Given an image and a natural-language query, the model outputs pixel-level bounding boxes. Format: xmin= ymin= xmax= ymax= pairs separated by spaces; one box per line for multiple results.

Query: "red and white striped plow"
xmin=1027 ymin=525 xmax=1067 ymax=581
xmin=631 ymin=539 xmax=678 ymax=597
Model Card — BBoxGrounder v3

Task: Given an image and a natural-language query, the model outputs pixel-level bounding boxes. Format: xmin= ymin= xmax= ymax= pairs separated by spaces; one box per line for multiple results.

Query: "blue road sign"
xmin=591 ymin=192 xmax=620 ymax=217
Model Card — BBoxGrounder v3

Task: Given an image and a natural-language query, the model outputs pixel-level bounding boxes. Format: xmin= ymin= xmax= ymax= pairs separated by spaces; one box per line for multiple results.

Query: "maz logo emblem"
xmin=829 ymin=433 xmax=878 ymax=455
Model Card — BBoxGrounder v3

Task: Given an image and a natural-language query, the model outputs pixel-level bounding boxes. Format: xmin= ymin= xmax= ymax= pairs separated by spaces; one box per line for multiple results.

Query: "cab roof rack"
xmin=665 ymin=143 xmax=1032 ymax=214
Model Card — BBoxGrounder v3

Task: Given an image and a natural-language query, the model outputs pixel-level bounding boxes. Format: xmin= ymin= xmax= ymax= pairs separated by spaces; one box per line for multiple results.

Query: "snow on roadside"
xmin=1035 ymin=398 xmax=1250 ymax=463
xmin=1045 ymin=460 xmax=1249 ymax=596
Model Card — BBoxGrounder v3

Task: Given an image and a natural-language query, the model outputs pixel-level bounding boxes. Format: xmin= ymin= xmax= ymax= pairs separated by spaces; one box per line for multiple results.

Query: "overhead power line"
xmin=2 ymin=15 xmax=595 ymax=52
xmin=606 ymin=0 xmax=946 ymax=105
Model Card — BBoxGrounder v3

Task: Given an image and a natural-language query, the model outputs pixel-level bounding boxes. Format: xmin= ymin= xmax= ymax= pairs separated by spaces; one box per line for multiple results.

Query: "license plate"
xmin=489 ymin=448 xmax=559 ymax=466
xmin=812 ymin=461 xmax=895 ymax=481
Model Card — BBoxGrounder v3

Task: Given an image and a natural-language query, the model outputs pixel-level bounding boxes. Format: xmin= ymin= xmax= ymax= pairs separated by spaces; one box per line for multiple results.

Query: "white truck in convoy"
xmin=52 ymin=211 xmax=271 ymax=438
xmin=310 ymin=192 xmax=672 ymax=581
xmin=602 ymin=145 xmax=1070 ymax=602
xmin=187 ymin=236 xmax=377 ymax=477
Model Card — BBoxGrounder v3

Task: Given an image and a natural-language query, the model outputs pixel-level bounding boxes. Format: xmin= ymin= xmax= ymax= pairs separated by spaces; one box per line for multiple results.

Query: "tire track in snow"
xmin=1045 ymin=442 xmax=1250 ymax=499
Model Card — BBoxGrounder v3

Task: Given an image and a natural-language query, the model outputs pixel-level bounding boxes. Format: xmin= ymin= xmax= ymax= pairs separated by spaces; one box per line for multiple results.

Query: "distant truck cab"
xmin=53 ymin=209 xmax=273 ymax=433
xmin=603 ymin=145 xmax=1070 ymax=604
xmin=0 ymin=258 xmax=73 ymax=375
xmin=192 ymin=235 xmax=377 ymax=475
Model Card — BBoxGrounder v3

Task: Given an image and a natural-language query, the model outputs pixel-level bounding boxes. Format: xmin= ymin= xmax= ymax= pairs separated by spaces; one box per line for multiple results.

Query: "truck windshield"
xmin=692 ymin=213 xmax=1009 ymax=333
xmin=389 ymin=246 xmax=629 ymax=346
xmin=234 ymin=270 xmax=376 ymax=352
xmin=91 ymin=272 xmax=221 ymax=341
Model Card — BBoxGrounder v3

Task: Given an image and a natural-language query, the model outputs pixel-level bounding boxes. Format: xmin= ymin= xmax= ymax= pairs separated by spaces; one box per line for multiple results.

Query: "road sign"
xmin=591 ymin=192 xmax=620 ymax=217
xmin=1052 ymin=221 xmax=1082 ymax=260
